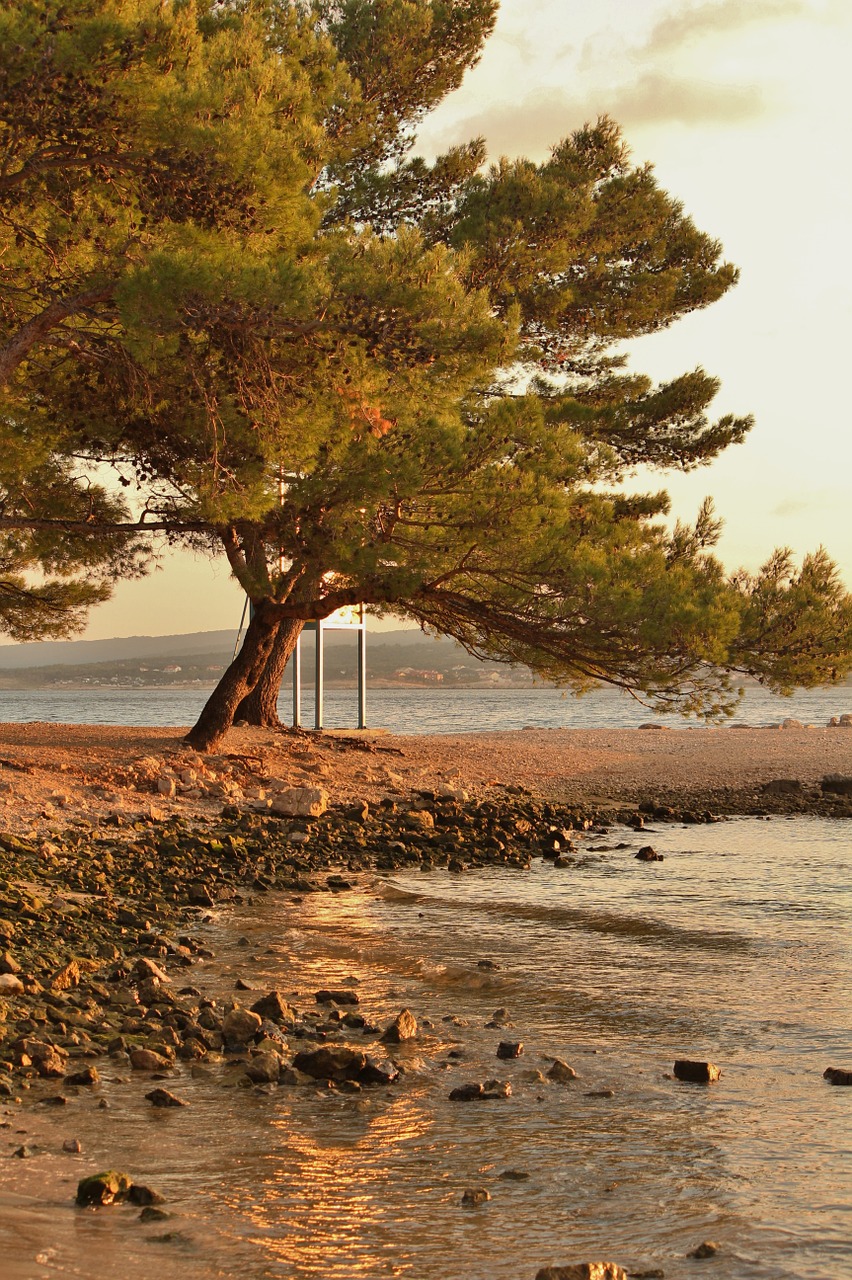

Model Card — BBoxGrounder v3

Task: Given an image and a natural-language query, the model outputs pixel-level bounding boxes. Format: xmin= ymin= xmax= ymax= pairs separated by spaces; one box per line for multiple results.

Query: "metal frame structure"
xmin=291 ymin=603 xmax=367 ymax=730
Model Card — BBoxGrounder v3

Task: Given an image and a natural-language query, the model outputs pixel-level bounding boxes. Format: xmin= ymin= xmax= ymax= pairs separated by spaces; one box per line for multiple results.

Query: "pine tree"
xmin=1 ymin=1 xmax=850 ymax=749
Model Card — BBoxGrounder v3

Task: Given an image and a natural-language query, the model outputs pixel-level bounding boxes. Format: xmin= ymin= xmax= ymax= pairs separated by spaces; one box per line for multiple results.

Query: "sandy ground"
xmin=0 ymin=720 xmax=850 ymax=833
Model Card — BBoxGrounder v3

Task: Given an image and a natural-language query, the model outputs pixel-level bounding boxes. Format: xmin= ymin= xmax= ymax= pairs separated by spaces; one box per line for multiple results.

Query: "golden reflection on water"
xmin=229 ymin=1094 xmax=435 ymax=1277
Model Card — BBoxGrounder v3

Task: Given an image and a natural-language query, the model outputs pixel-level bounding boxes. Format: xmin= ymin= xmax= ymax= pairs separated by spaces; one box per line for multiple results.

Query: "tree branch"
xmin=0 ymin=284 xmax=116 ymax=384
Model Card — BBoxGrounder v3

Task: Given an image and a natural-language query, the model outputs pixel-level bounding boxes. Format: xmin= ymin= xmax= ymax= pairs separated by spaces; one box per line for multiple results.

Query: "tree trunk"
xmin=184 ymin=604 xmax=281 ymax=752
xmin=234 ymin=616 xmax=304 ymax=728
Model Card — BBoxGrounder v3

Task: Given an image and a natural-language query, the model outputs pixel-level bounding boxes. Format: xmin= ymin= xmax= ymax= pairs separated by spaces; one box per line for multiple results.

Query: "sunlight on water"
xmin=0 ymin=818 xmax=849 ymax=1280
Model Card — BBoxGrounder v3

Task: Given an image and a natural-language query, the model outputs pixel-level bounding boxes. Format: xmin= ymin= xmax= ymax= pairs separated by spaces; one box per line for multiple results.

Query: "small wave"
xmin=388 ymin=881 xmax=752 ymax=954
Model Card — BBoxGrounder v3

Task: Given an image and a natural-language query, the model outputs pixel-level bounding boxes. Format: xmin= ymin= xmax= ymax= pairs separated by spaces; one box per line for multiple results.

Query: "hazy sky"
xmin=76 ymin=0 xmax=852 ymax=640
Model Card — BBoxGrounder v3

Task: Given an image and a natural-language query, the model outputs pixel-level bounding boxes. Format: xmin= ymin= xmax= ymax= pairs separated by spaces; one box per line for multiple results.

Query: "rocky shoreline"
xmin=1 ymin=739 xmax=850 ymax=1276
xmin=4 ymin=772 xmax=850 ymax=1097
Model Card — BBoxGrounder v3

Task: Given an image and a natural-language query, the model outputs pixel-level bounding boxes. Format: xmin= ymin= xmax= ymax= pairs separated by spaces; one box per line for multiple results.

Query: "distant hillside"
xmin=0 ymin=628 xmax=532 ymax=689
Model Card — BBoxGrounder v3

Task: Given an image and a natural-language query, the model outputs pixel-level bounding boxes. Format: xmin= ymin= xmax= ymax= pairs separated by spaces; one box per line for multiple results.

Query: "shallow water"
xmin=1 ymin=816 xmax=849 ymax=1279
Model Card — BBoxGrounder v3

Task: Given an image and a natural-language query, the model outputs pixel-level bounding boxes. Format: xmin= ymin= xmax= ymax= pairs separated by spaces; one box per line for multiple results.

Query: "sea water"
xmin=0 ymin=817 xmax=849 ymax=1279
xmin=0 ymin=683 xmax=848 ymax=731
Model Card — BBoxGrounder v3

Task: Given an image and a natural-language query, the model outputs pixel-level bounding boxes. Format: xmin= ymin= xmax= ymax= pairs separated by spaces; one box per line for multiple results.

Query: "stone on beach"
xmin=145 ymin=1087 xmax=188 ymax=1107
xmin=244 ymin=1052 xmax=282 ymax=1084
xmin=222 ymin=1008 xmax=263 ymax=1048
xmin=823 ymin=1067 xmax=852 ymax=1085
xmin=381 ymin=1009 xmax=418 ymax=1043
xmin=270 ymin=787 xmax=328 ymax=818
xmin=547 ymin=1059 xmax=577 ymax=1083
xmin=673 ymin=1059 xmax=722 ymax=1084
xmin=64 ymin=1066 xmax=99 ymax=1087
xmin=76 ymin=1170 xmax=133 ymax=1206
xmin=292 ymin=1046 xmax=367 ymax=1081
xmin=496 ymin=1040 xmax=523 ymax=1059
xmin=250 ymin=991 xmax=295 ymax=1023
xmin=315 ymin=988 xmax=360 ymax=1006
xmin=461 ymin=1187 xmax=491 ymax=1206
xmin=688 ymin=1241 xmax=720 ymax=1259
xmin=129 ymin=1047 xmax=173 ymax=1072
xmin=535 ymin=1265 xmax=628 ymax=1280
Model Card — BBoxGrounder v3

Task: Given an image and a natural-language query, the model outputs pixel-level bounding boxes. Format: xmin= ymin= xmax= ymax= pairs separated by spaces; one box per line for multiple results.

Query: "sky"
xmin=72 ymin=0 xmax=852 ymax=640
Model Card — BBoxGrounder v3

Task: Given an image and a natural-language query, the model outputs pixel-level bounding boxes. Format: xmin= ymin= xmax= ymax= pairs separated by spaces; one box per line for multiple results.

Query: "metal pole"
xmin=357 ymin=606 xmax=367 ymax=729
xmin=315 ymin=619 xmax=323 ymax=729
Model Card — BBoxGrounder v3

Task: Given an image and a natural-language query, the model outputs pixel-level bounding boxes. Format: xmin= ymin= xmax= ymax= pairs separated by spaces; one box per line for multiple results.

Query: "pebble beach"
xmin=0 ymin=720 xmax=849 ymax=1279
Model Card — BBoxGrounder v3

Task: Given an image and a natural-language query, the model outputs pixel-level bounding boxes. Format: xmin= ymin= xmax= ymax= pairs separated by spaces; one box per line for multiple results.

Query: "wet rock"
xmin=38 ymin=1094 xmax=68 ymax=1106
xmin=687 ymin=1241 xmax=720 ymax=1259
xmin=584 ymin=1089 xmax=615 ymax=1098
xmin=635 ymin=846 xmax=663 ymax=861
xmin=64 ymin=1066 xmax=99 ymax=1087
xmin=449 ymin=1082 xmax=485 ymax=1101
xmin=128 ymin=1047 xmax=173 ymax=1072
xmin=499 ymin=1169 xmax=530 ymax=1181
xmin=482 ymin=1079 xmax=512 ymax=1098
xmin=139 ymin=1206 xmax=170 ymax=1223
xmin=381 ymin=1009 xmax=418 ymax=1043
xmin=63 ymin=1138 xmax=82 ymax=1153
xmin=461 ymin=1187 xmax=490 ymax=1207
xmin=145 ymin=1088 xmax=188 ymax=1107
xmin=292 ymin=1046 xmax=367 ymax=1082
xmin=13 ymin=1038 xmax=68 ymax=1078
xmin=823 ymin=1067 xmax=852 ymax=1086
xmin=673 ymin=1060 xmax=721 ymax=1084
xmin=134 ymin=958 xmax=170 ymax=984
xmin=358 ymin=1058 xmax=399 ymax=1086
xmin=449 ymin=1079 xmax=511 ymax=1101
xmin=547 ymin=1059 xmax=578 ymax=1083
xmin=244 ymin=1052 xmax=281 ymax=1085
xmin=496 ymin=1041 xmax=523 ymax=1060
xmin=222 ymin=1008 xmax=263 ymax=1048
xmin=477 ymin=959 xmax=500 ymax=970
xmin=127 ymin=1183 xmax=166 ymax=1206
xmin=314 ymin=988 xmax=359 ymax=1006
xmin=187 ymin=882 xmax=215 ymax=907
xmin=535 ymin=1265 xmax=628 ymax=1280
xmin=76 ymin=1170 xmax=133 ymax=1206
xmin=488 ymin=1007 xmax=511 ymax=1026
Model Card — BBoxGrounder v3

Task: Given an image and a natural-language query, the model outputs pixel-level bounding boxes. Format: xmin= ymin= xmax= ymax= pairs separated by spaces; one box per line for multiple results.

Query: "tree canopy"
xmin=2 ymin=0 xmax=850 ymax=748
